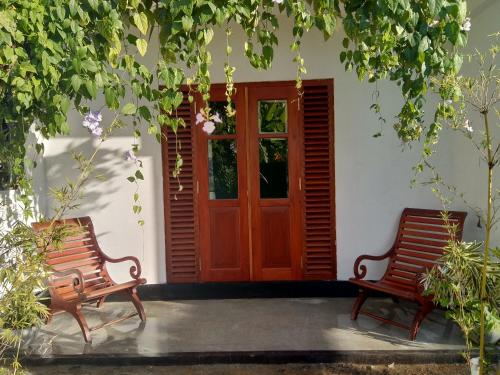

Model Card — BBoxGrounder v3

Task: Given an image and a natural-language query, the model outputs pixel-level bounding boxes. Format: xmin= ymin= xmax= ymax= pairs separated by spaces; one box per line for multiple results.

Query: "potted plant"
xmin=423 ymin=241 xmax=500 ymax=374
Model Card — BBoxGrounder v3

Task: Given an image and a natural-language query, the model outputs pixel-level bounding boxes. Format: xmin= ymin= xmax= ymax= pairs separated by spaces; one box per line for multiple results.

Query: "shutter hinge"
xmin=196 ymin=179 xmax=199 ymax=194
xmin=199 ymin=258 xmax=202 ymax=271
xmin=299 ymin=177 xmax=302 ymax=191
xmin=300 ymin=255 xmax=304 ymax=269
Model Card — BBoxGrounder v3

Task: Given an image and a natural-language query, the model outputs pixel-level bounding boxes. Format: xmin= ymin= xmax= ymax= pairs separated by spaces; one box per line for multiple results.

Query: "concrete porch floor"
xmin=21 ymin=298 xmax=465 ymax=363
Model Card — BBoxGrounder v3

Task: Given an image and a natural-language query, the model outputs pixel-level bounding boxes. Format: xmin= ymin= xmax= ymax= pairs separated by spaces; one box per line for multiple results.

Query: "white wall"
xmin=445 ymin=0 xmax=500 ymax=247
xmin=37 ymin=3 xmax=498 ymax=284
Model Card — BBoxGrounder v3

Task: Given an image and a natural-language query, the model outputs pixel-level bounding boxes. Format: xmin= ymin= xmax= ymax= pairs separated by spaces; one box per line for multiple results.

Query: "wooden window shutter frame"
xmin=161 ymin=90 xmax=200 ymax=283
xmin=301 ymin=79 xmax=337 ymax=280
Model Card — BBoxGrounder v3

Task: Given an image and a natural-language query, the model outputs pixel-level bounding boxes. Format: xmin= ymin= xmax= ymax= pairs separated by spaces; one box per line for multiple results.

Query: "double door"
xmin=196 ymin=83 xmax=303 ymax=281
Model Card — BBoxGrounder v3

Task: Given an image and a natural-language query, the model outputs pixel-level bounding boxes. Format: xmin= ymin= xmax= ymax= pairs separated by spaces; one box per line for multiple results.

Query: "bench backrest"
xmin=33 ymin=217 xmax=112 ymax=301
xmin=383 ymin=208 xmax=467 ymax=291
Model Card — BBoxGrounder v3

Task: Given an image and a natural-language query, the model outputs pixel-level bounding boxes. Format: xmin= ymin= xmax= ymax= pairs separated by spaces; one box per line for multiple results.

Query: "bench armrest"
xmin=353 ymin=248 xmax=394 ymax=280
xmin=102 ymin=254 xmax=142 ymax=280
xmin=51 ymin=269 xmax=86 ymax=295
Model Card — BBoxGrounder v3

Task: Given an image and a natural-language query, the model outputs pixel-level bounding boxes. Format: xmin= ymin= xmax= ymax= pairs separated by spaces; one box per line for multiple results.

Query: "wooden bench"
xmin=349 ymin=208 xmax=467 ymax=340
xmin=33 ymin=216 xmax=147 ymax=343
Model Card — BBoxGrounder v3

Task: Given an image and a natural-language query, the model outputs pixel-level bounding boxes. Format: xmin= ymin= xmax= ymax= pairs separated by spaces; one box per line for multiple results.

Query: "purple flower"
xmin=124 ymin=150 xmax=137 ymax=162
xmin=83 ymin=111 xmax=102 ymax=128
xmin=212 ymin=112 xmax=222 ymax=123
xmin=202 ymin=121 xmax=215 ymax=135
xmin=83 ymin=111 xmax=103 ymax=137
xmin=91 ymin=127 xmax=103 ymax=137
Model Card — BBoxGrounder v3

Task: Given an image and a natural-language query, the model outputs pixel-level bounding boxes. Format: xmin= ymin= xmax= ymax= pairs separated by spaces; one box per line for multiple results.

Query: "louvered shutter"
xmin=161 ymin=91 xmax=199 ymax=283
xmin=302 ymin=80 xmax=336 ymax=280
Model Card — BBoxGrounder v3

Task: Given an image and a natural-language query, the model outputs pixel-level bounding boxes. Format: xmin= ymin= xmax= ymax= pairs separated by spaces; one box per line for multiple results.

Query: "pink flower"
xmin=212 ymin=112 xmax=222 ymax=123
xmin=202 ymin=121 xmax=215 ymax=135
xmin=461 ymin=17 xmax=471 ymax=32
xmin=196 ymin=112 xmax=205 ymax=124
xmin=124 ymin=150 xmax=137 ymax=162
xmin=463 ymin=119 xmax=473 ymax=133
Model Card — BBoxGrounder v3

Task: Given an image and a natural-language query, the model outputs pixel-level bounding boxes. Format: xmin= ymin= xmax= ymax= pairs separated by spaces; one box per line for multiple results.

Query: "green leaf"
xmin=445 ymin=22 xmax=460 ymax=44
xmin=88 ymin=0 xmax=98 ymax=11
xmin=127 ymin=176 xmax=135 ymax=183
xmin=121 ymin=103 xmax=137 ymax=115
xmin=138 ymin=106 xmax=152 ymax=121
xmin=69 ymin=0 xmax=78 ymax=16
xmin=71 ymin=75 xmax=82 ymax=92
xmin=203 ymin=29 xmax=214 ymax=45
xmin=133 ymin=12 xmax=148 ymax=35
xmin=181 ymin=16 xmax=193 ymax=32
xmin=135 ymin=169 xmax=144 ymax=180
xmin=136 ymin=38 xmax=147 ymax=56
xmin=104 ymin=87 xmax=117 ymax=109
xmin=84 ymin=80 xmax=97 ymax=99
xmin=418 ymin=36 xmax=430 ymax=54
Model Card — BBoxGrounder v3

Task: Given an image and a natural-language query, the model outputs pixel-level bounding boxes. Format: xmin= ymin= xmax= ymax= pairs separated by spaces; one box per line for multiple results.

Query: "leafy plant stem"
xmin=51 ymin=115 xmax=118 ymax=225
xmin=479 ymin=109 xmax=493 ymax=375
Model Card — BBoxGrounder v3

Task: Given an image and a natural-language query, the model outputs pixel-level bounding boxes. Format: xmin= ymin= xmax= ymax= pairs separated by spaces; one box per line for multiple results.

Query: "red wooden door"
xmin=165 ymin=80 xmax=336 ymax=283
xmin=196 ymin=87 xmax=251 ymax=282
xmin=248 ymin=84 xmax=303 ymax=281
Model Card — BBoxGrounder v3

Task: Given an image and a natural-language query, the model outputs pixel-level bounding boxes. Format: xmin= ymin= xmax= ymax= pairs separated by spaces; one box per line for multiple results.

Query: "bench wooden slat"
xmin=33 ymin=216 xmax=147 ymax=343
xmin=349 ymin=208 xmax=467 ymax=340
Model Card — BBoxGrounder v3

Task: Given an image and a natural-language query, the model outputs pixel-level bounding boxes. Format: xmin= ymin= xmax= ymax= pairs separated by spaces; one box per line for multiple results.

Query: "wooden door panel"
xmin=209 ymin=207 xmax=241 ymax=268
xmin=260 ymin=206 xmax=291 ymax=268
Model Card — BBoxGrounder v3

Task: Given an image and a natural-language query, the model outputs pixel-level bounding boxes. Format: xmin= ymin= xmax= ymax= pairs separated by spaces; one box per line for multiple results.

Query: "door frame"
xmin=162 ymin=79 xmax=336 ymax=283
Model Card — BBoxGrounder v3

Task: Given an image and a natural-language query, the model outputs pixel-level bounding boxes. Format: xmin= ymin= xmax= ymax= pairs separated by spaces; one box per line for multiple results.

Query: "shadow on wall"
xmin=41 ymin=127 xmax=167 ymax=282
xmin=43 ymin=137 xmax=122 ymax=218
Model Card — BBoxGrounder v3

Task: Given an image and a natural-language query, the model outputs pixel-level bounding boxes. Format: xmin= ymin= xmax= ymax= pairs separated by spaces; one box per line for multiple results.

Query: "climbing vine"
xmin=1 ymin=0 xmax=471 ymax=195
xmin=0 ymin=0 xmax=475 ymax=372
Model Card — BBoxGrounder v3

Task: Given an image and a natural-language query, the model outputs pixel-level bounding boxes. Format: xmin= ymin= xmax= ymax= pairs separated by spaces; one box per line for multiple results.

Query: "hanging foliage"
xmin=0 ymin=0 xmax=470 ymax=192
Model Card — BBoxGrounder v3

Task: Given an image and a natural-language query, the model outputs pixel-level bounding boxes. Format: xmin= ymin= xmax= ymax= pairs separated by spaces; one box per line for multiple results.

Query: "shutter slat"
xmin=302 ymin=81 xmax=336 ymax=280
xmin=162 ymin=91 xmax=199 ymax=283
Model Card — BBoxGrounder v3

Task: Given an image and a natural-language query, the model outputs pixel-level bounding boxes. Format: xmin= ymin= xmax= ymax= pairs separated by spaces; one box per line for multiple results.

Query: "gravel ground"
xmin=15 ymin=363 xmax=469 ymax=375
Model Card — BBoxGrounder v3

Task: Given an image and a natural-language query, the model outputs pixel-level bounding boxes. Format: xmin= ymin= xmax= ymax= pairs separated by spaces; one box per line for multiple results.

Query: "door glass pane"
xmin=259 ymin=138 xmax=288 ymax=199
xmin=208 ymin=139 xmax=238 ymax=199
xmin=209 ymin=101 xmax=236 ymax=135
xmin=259 ymin=100 xmax=287 ymax=133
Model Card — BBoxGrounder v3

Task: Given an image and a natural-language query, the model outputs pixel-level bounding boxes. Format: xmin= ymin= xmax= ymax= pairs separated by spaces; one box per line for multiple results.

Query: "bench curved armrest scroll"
xmin=102 ymin=255 xmax=142 ymax=280
xmin=353 ymin=248 xmax=394 ymax=279
xmin=52 ymin=269 xmax=86 ymax=295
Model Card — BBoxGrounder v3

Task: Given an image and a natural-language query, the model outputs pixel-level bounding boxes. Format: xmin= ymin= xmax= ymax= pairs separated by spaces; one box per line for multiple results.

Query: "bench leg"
xmin=96 ymin=296 xmax=107 ymax=309
xmin=69 ymin=305 xmax=92 ymax=343
xmin=127 ymin=288 xmax=146 ymax=322
xmin=409 ymin=302 xmax=433 ymax=341
xmin=351 ymin=289 xmax=369 ymax=320
xmin=45 ymin=308 xmax=54 ymax=325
